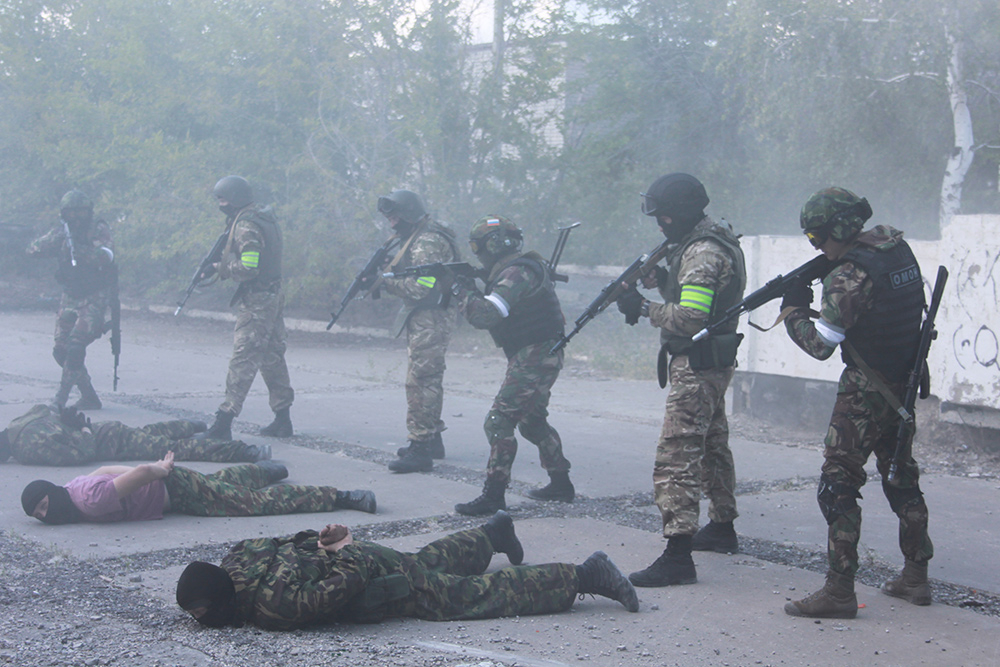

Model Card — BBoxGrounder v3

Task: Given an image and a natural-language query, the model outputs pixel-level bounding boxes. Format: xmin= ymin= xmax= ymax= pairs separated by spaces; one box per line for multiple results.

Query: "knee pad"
xmin=882 ymin=480 xmax=924 ymax=515
xmin=52 ymin=347 xmax=67 ymax=368
xmin=484 ymin=410 xmax=517 ymax=445
xmin=65 ymin=344 xmax=87 ymax=370
xmin=817 ymin=474 xmax=862 ymax=525
xmin=517 ymin=415 xmax=549 ymax=443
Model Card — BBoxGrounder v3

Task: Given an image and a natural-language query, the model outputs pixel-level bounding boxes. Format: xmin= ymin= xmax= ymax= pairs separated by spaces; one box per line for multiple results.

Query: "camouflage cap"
xmin=800 ymin=187 xmax=872 ymax=246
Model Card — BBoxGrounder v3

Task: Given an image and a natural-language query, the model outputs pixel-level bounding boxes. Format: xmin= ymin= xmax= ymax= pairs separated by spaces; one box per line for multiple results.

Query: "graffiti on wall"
xmin=949 ymin=248 xmax=999 ymax=379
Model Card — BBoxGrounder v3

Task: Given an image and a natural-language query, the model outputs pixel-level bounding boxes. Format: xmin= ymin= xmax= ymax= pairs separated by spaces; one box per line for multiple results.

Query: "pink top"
xmin=65 ymin=474 xmax=167 ymax=522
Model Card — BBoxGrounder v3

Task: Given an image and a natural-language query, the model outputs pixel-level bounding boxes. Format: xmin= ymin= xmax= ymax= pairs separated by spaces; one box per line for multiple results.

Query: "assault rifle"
xmin=60 ymin=217 xmax=77 ymax=267
xmin=107 ymin=264 xmax=121 ymax=390
xmin=550 ymin=236 xmax=673 ymax=354
xmin=326 ymin=243 xmax=394 ymax=330
xmin=889 ymin=265 xmax=948 ymax=485
xmin=382 ymin=262 xmax=487 ymax=283
xmin=175 ymin=230 xmax=229 ymax=316
xmin=690 ymin=254 xmax=835 ymax=342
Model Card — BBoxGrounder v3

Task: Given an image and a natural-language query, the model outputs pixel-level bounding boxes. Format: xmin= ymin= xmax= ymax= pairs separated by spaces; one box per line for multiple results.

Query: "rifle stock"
xmin=888 ymin=265 xmax=948 ymax=485
xmin=691 ymin=254 xmax=834 ymax=342
xmin=175 ymin=231 xmax=228 ymax=316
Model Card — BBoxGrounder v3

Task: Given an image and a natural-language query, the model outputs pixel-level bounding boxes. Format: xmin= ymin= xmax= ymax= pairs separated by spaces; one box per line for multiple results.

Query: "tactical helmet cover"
xmin=377 ymin=189 xmax=428 ymax=226
xmin=800 ymin=187 xmax=872 ymax=247
xmin=469 ymin=215 xmax=523 ymax=257
xmin=60 ymin=190 xmax=93 ymax=213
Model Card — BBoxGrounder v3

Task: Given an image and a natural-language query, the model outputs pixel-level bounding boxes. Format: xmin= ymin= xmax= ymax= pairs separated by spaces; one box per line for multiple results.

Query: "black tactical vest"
xmin=660 ymin=219 xmax=746 ymax=354
xmin=486 ymin=253 xmax=565 ymax=359
xmin=244 ymin=207 xmax=282 ymax=291
xmin=839 ymin=236 xmax=924 ymax=383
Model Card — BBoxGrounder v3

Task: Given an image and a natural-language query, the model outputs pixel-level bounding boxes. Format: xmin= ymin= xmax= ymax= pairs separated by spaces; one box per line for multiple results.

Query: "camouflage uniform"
xmin=381 ymin=222 xmax=460 ymax=442
xmin=221 ymin=525 xmax=577 ymax=630
xmin=27 ymin=218 xmax=114 ymax=403
xmin=4 ymin=404 xmax=260 ymax=466
xmin=646 ymin=217 xmax=745 ymax=537
xmin=462 ymin=252 xmax=570 ymax=488
xmin=217 ymin=206 xmax=294 ymax=417
xmin=785 ymin=225 xmax=933 ymax=577
xmin=165 ymin=465 xmax=340 ymax=517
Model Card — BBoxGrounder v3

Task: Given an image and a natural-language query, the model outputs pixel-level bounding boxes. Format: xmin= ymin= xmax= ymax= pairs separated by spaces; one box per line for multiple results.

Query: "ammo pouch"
xmin=687 ymin=332 xmax=743 ymax=371
xmin=358 ymin=573 xmax=410 ymax=618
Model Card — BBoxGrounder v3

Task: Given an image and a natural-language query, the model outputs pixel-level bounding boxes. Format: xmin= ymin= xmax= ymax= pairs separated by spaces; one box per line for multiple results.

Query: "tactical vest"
xmin=243 ymin=207 xmax=283 ymax=291
xmin=487 ymin=252 xmax=565 ymax=359
xmin=57 ymin=221 xmax=114 ymax=299
xmin=660 ymin=219 xmax=746 ymax=355
xmin=391 ymin=222 xmax=462 ymax=337
xmin=839 ymin=236 xmax=924 ymax=383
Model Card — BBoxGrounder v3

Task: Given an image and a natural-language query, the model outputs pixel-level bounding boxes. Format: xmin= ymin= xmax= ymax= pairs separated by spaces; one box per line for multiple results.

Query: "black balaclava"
xmin=176 ymin=561 xmax=239 ymax=628
xmin=21 ymin=480 xmax=81 ymax=525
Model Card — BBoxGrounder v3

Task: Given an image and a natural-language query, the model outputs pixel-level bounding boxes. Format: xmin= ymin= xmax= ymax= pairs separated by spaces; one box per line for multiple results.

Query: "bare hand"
xmin=150 ymin=451 xmax=175 ymax=478
xmin=317 ymin=524 xmax=352 ymax=552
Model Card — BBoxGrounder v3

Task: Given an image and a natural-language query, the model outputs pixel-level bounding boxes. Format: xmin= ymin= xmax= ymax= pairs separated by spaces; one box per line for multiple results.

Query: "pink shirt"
xmin=65 ymin=474 xmax=167 ymax=522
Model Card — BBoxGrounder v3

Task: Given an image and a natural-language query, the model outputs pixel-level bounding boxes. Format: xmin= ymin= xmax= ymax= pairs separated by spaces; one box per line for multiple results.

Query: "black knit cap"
xmin=21 ymin=480 xmax=81 ymax=524
xmin=176 ymin=561 xmax=238 ymax=628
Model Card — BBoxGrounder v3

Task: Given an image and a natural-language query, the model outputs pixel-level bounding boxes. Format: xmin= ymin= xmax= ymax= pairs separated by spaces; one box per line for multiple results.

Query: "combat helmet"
xmin=469 ymin=215 xmax=523 ymax=264
xmin=641 ymin=173 xmax=709 ymax=221
xmin=377 ymin=190 xmax=428 ymax=226
xmin=800 ymin=187 xmax=872 ymax=248
xmin=213 ymin=176 xmax=254 ymax=216
xmin=59 ymin=190 xmax=94 ymax=225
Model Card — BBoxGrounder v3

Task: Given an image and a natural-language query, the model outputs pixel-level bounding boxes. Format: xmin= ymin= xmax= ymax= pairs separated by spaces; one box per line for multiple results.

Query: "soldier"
xmin=175 ymin=510 xmax=638 ymax=630
xmin=0 ymin=404 xmax=270 ymax=466
xmin=204 ymin=176 xmax=295 ymax=441
xmin=781 ymin=187 xmax=932 ymax=619
xmin=376 ymin=190 xmax=461 ymax=474
xmin=27 ymin=190 xmax=115 ymax=410
xmin=452 ymin=216 xmax=574 ymax=516
xmin=21 ymin=453 xmax=377 ymax=525
xmin=615 ymin=173 xmax=746 ymax=587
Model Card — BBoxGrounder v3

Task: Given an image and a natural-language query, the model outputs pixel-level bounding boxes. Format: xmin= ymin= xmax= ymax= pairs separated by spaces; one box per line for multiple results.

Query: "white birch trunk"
xmin=939 ymin=24 xmax=975 ymax=229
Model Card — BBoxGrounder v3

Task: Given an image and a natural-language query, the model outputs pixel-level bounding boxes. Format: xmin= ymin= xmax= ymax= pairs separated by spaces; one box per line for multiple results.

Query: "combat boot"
xmin=784 ymin=571 xmax=858 ymax=619
xmin=205 ymin=410 xmax=235 ymax=441
xmin=482 ymin=510 xmax=523 ymax=565
xmin=72 ymin=377 xmax=102 ymax=411
xmin=260 ymin=407 xmax=293 ymax=437
xmin=628 ymin=535 xmax=698 ymax=587
xmin=882 ymin=560 xmax=931 ymax=606
xmin=335 ymin=490 xmax=377 ymax=514
xmin=527 ymin=471 xmax=575 ymax=502
xmin=691 ymin=520 xmax=739 ymax=554
xmin=388 ymin=438 xmax=433 ymax=473
xmin=576 ymin=551 xmax=640 ymax=612
xmin=243 ymin=443 xmax=272 ymax=462
xmin=455 ymin=476 xmax=507 ymax=516
xmin=396 ymin=432 xmax=445 ymax=459
xmin=255 ymin=460 xmax=289 ymax=485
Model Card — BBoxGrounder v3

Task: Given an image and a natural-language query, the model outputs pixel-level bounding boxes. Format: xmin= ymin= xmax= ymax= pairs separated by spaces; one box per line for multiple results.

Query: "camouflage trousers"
xmin=91 ymin=421 xmax=258 ymax=463
xmin=821 ymin=368 xmax=933 ymax=577
xmin=221 ymin=289 xmax=294 ymax=416
xmin=484 ymin=342 xmax=569 ymax=486
xmin=164 ymin=465 xmax=339 ymax=517
xmin=372 ymin=527 xmax=577 ymax=621
xmin=54 ymin=291 xmax=108 ymax=396
xmin=405 ymin=307 xmax=453 ymax=441
xmin=654 ymin=355 xmax=737 ymax=537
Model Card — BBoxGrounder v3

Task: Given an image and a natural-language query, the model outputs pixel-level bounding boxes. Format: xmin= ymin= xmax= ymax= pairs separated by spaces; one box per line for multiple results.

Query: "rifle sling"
xmin=748 ymin=306 xmax=817 ymax=333
xmin=841 ymin=339 xmax=912 ymax=425
xmin=369 ymin=225 xmax=421 ymax=294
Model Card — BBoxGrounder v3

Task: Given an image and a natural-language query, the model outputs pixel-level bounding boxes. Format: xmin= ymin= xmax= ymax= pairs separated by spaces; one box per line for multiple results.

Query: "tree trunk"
xmin=939 ymin=23 xmax=975 ymax=229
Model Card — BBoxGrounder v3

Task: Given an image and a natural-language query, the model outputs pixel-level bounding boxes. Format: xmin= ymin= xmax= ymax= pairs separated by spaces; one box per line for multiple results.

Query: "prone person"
xmin=0 ymin=404 xmax=270 ymax=466
xmin=22 ymin=453 xmax=376 ymax=525
xmin=176 ymin=510 xmax=638 ymax=630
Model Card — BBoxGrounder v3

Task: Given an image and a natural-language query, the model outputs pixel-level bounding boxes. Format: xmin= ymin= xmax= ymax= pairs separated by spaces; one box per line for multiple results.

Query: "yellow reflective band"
xmin=679 ymin=284 xmax=714 ymax=313
xmin=240 ymin=251 xmax=260 ymax=269
xmin=416 ymin=276 xmax=437 ymax=288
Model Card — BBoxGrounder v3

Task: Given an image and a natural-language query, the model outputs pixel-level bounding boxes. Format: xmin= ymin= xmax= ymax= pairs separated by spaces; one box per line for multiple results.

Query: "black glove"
xmin=647 ymin=265 xmax=669 ymax=289
xmin=781 ymin=279 xmax=814 ymax=310
xmin=59 ymin=407 xmax=90 ymax=430
xmin=616 ymin=286 xmax=645 ymax=326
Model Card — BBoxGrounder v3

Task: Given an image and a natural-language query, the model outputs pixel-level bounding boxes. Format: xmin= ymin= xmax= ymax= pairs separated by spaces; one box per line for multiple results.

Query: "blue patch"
xmin=889 ymin=264 xmax=920 ymax=289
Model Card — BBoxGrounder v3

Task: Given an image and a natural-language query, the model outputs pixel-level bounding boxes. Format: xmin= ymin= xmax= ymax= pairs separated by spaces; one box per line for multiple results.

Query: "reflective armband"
xmin=679 ymin=284 xmax=714 ymax=314
xmin=416 ymin=276 xmax=437 ymax=289
xmin=240 ymin=250 xmax=260 ymax=269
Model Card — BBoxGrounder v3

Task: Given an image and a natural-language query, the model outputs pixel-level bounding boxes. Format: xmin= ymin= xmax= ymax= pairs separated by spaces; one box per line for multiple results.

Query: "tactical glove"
xmin=616 ymin=286 xmax=646 ymax=326
xmin=781 ymin=279 xmax=814 ymax=310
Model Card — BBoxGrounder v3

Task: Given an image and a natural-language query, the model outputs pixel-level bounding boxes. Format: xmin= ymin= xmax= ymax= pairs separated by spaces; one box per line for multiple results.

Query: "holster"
xmin=687 ymin=331 xmax=743 ymax=371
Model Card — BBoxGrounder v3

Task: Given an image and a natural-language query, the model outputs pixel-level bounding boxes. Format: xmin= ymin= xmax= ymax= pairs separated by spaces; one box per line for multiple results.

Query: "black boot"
xmin=242 ymin=443 xmax=272 ymax=462
xmin=482 ymin=510 xmax=523 ymax=565
xmin=628 ymin=535 xmax=697 ymax=587
xmin=527 ymin=471 xmax=575 ymax=502
xmin=396 ymin=432 xmax=445 ymax=459
xmin=255 ymin=460 xmax=288 ymax=485
xmin=336 ymin=490 xmax=377 ymax=514
xmin=691 ymin=520 xmax=739 ymax=554
xmin=72 ymin=377 xmax=102 ymax=410
xmin=188 ymin=420 xmax=208 ymax=433
xmin=576 ymin=551 xmax=640 ymax=612
xmin=260 ymin=407 xmax=293 ymax=437
xmin=206 ymin=410 xmax=235 ymax=441
xmin=388 ymin=439 xmax=433 ymax=473
xmin=455 ymin=476 xmax=507 ymax=516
